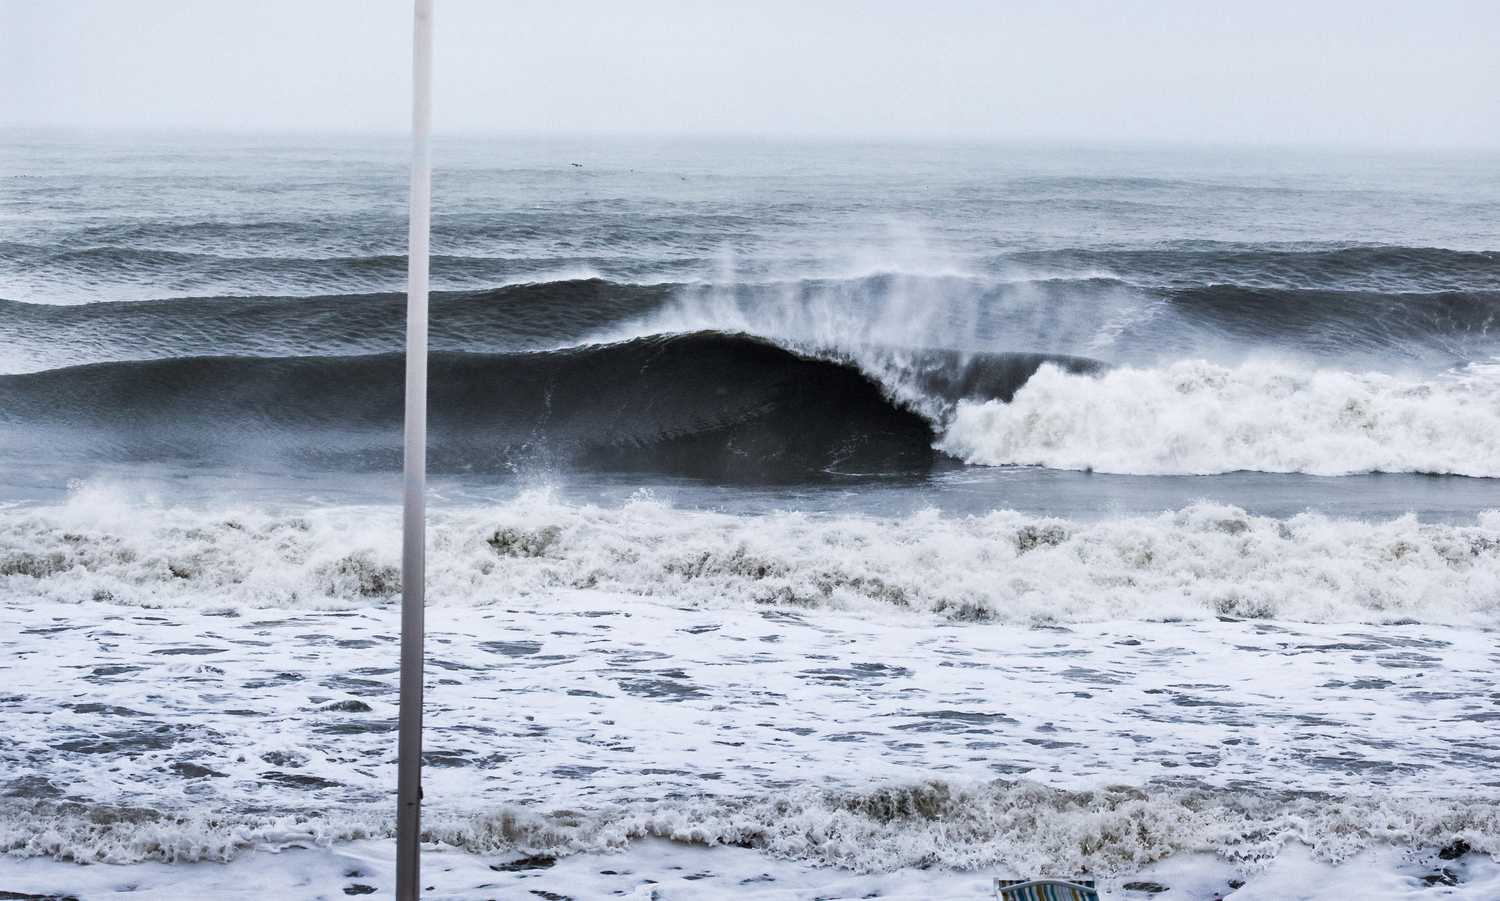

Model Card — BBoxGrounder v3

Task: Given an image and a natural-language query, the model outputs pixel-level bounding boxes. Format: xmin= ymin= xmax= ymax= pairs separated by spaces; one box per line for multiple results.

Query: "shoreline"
xmin=0 ymin=837 xmax=1493 ymax=900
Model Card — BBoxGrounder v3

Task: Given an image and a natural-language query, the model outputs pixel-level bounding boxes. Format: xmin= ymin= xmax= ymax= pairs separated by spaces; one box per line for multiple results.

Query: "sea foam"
xmin=4 ymin=780 xmax=1495 ymax=875
xmin=941 ymin=359 xmax=1500 ymax=477
xmin=4 ymin=490 xmax=1499 ymax=625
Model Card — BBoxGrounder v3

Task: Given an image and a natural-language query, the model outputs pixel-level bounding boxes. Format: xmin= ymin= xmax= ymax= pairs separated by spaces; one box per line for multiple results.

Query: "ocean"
xmin=2 ymin=132 xmax=1499 ymax=899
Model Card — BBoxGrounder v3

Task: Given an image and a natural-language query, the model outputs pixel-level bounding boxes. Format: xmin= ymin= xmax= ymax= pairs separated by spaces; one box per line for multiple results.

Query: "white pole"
xmin=396 ymin=0 xmax=432 ymax=898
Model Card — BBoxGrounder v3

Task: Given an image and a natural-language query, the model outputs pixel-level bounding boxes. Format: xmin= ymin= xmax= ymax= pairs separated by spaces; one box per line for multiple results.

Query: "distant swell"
xmin=0 ymin=238 xmax=664 ymax=304
xmin=0 ymin=279 xmax=673 ymax=372
xmin=8 ymin=247 xmax=1500 ymax=373
xmin=1006 ymin=244 xmax=1500 ymax=293
xmin=1160 ymin=284 xmax=1500 ymax=359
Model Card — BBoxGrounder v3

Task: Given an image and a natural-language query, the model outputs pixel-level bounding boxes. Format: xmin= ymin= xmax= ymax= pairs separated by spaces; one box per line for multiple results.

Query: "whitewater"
xmin=3 ymin=133 xmax=1500 ymax=898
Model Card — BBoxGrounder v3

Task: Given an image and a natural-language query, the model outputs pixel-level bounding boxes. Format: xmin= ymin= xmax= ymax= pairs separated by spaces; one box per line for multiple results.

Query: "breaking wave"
xmin=4 ymin=779 xmax=1495 ymax=874
xmin=941 ymin=359 xmax=1500 ymax=477
xmin=6 ymin=492 xmax=1500 ymax=625
xmin=0 ymin=332 xmax=1103 ymax=480
xmin=4 ymin=259 xmax=1500 ymax=480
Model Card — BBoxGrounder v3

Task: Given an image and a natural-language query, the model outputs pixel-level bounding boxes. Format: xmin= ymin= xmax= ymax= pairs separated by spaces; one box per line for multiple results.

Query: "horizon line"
xmin=5 ymin=124 xmax=1499 ymax=156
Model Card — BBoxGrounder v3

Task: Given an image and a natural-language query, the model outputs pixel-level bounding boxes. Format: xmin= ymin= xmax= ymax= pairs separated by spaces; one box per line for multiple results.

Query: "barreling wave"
xmin=6 ymin=319 xmax=1500 ymax=480
xmin=0 ymin=332 xmax=985 ymax=479
xmin=941 ymin=359 xmax=1500 ymax=477
xmin=6 ymin=492 xmax=1499 ymax=625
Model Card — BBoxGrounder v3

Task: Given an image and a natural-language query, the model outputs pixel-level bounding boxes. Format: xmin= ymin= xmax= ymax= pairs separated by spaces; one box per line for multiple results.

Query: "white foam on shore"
xmin=4 ymin=781 xmax=1496 ymax=876
xmin=942 ymin=359 xmax=1500 ymax=477
xmin=1 ymin=837 xmax=1492 ymax=901
xmin=4 ymin=490 xmax=1500 ymax=625
xmin=6 ymin=598 xmax=1494 ymax=835
xmin=4 ymin=568 xmax=1498 ymax=898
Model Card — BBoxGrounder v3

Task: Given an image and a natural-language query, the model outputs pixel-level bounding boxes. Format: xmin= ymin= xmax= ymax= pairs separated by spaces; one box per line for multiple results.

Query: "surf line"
xmin=396 ymin=1 xmax=432 ymax=899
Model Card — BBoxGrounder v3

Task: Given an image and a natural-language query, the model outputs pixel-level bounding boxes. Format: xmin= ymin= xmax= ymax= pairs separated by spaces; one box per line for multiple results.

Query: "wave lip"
xmin=942 ymin=359 xmax=1500 ymax=478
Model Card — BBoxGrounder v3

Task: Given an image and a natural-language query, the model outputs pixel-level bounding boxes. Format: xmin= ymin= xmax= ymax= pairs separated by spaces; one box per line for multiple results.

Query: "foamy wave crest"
xmin=6 ymin=490 xmax=1500 ymax=625
xmin=941 ymin=360 xmax=1500 ymax=477
xmin=0 ymin=804 xmax=383 ymax=865
xmin=5 ymin=780 xmax=1497 ymax=873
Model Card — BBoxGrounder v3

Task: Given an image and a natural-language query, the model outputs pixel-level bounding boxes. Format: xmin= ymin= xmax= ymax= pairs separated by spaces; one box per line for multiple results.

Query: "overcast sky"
xmin=3 ymin=0 xmax=1497 ymax=148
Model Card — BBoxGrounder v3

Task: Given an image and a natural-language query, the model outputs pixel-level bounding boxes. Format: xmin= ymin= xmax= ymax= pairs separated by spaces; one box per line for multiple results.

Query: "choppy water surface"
xmin=2 ymin=132 xmax=1499 ymax=898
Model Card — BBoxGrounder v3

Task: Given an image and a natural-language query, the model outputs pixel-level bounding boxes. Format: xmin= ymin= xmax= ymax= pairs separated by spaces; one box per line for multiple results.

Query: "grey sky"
xmin=3 ymin=0 xmax=1497 ymax=148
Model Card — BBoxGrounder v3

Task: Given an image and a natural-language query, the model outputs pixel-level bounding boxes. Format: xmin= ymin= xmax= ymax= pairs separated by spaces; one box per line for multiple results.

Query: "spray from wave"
xmin=584 ymin=263 xmax=1500 ymax=478
xmin=5 ymin=244 xmax=1500 ymax=480
xmin=0 ymin=332 xmax=1109 ymax=480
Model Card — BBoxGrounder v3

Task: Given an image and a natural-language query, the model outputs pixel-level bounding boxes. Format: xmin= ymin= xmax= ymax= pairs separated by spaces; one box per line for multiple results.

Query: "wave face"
xmin=0 ymin=331 xmax=1103 ymax=479
xmin=0 ymin=333 xmax=1001 ymax=479
xmin=8 ymin=493 xmax=1499 ymax=625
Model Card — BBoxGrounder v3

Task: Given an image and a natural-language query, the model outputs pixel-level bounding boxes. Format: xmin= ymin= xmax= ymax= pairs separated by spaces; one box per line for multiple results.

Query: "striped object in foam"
xmin=994 ymin=877 xmax=1099 ymax=901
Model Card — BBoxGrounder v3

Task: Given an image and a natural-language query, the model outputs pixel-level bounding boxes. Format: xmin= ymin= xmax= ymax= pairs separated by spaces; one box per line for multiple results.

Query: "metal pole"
xmin=396 ymin=0 xmax=432 ymax=898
